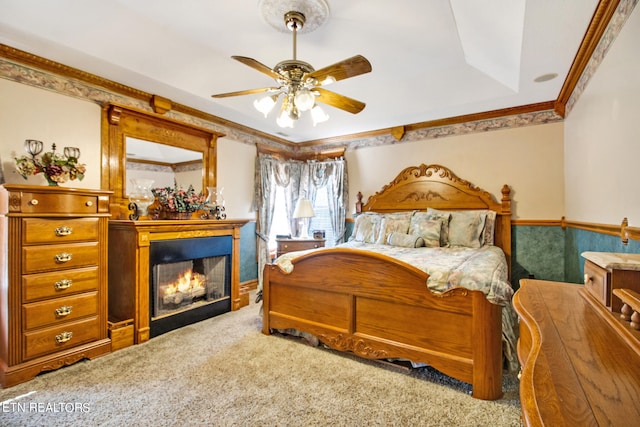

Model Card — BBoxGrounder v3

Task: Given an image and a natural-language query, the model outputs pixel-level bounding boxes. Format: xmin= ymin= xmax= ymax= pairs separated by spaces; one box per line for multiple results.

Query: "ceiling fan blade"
xmin=211 ymin=87 xmax=279 ymax=98
xmin=232 ymin=56 xmax=281 ymax=80
xmin=314 ymin=88 xmax=366 ymax=114
xmin=307 ymin=55 xmax=372 ymax=85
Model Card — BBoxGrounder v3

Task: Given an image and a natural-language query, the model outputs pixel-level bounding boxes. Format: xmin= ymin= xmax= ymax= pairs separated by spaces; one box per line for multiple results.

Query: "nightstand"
xmin=582 ymin=251 xmax=640 ymax=312
xmin=276 ymin=238 xmax=325 ymax=257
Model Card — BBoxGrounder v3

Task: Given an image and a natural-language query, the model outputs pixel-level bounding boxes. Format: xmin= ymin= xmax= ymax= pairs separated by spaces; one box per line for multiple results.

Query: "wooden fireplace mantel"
xmin=108 ymin=219 xmax=249 ymax=344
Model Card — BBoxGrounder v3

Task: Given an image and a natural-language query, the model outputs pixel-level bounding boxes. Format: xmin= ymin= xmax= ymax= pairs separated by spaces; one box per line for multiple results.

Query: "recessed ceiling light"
xmin=534 ymin=73 xmax=558 ymax=83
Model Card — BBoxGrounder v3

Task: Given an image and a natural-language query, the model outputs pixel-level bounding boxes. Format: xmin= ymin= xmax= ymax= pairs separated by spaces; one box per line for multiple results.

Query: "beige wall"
xmin=217 ymin=137 xmax=256 ymax=219
xmin=0 ymin=78 xmax=102 ymax=189
xmin=346 ymin=121 xmax=565 ymax=219
xmin=564 ymin=6 xmax=640 ymax=226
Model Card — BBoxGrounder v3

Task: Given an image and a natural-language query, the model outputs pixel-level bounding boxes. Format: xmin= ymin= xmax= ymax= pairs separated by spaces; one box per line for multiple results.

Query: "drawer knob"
xmin=85 ymin=201 xmax=93 ymax=207
xmin=584 ymin=273 xmax=592 ymax=284
xmin=55 ymin=331 xmax=73 ymax=344
xmin=54 ymin=252 xmax=73 ymax=263
xmin=55 ymin=305 xmax=73 ymax=317
xmin=29 ymin=199 xmax=39 ymax=206
xmin=54 ymin=226 xmax=73 ymax=236
xmin=54 ymin=279 xmax=72 ymax=290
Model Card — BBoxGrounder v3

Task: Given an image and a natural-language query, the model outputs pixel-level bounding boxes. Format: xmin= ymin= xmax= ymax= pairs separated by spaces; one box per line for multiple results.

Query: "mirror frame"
xmin=101 ymin=104 xmax=223 ymax=218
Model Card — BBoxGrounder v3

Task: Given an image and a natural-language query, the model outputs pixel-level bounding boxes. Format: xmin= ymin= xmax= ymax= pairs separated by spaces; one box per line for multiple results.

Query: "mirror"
xmin=102 ymin=104 xmax=223 ymax=219
xmin=125 ymin=137 xmax=203 ymax=194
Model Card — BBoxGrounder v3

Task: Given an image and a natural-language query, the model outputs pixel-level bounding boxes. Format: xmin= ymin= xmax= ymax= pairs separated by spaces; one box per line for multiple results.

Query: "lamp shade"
xmin=293 ymin=198 xmax=315 ymax=219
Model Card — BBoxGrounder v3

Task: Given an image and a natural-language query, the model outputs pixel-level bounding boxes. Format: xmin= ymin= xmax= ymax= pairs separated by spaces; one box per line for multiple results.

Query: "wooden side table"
xmin=276 ymin=238 xmax=325 ymax=257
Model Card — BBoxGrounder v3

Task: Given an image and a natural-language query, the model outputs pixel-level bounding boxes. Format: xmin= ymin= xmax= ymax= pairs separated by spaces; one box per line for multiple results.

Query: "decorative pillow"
xmin=428 ymin=208 xmax=486 ymax=248
xmin=408 ymin=214 xmax=442 ymax=247
xmin=351 ymin=212 xmax=383 ymax=243
xmin=375 ymin=214 xmax=411 ymax=244
xmin=386 ymin=232 xmax=425 ymax=248
xmin=420 ymin=211 xmax=451 ymax=246
xmin=481 ymin=210 xmax=497 ymax=246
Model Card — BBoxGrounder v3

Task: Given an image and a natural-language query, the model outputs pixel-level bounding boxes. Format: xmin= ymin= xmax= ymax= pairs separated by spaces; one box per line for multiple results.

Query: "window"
xmin=268 ymin=186 xmax=290 ymax=251
xmin=309 ymin=187 xmax=335 ymax=247
xmin=268 ymin=185 xmax=336 ymax=250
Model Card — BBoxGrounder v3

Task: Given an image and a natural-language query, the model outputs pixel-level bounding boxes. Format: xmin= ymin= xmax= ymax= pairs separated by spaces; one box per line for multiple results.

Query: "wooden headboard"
xmin=355 ymin=164 xmax=512 ymax=278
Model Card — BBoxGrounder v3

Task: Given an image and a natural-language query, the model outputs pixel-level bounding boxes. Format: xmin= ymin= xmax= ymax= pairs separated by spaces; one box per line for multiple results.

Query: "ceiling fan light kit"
xmin=211 ymin=0 xmax=371 ymax=129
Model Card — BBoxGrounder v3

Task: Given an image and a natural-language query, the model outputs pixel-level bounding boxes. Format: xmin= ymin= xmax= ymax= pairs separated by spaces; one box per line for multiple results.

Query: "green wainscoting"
xmin=513 ymin=225 xmax=640 ymax=288
xmin=564 ymin=226 xmax=640 ymax=284
xmin=511 ymin=225 xmax=565 ymax=289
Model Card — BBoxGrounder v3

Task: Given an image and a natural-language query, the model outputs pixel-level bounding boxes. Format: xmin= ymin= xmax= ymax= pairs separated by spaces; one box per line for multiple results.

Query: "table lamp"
xmin=293 ymin=198 xmax=315 ymax=239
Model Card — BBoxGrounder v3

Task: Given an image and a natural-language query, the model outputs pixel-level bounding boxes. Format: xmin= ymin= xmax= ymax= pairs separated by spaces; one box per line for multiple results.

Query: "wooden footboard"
xmin=263 ymin=248 xmax=503 ymax=400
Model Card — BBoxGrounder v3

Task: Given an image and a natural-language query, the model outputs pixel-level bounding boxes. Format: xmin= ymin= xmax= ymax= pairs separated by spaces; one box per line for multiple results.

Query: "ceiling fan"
xmin=211 ymin=10 xmax=372 ymax=128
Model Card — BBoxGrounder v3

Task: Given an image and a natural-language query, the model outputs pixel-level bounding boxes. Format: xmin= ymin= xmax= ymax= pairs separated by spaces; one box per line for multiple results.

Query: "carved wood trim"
xmin=555 ymin=0 xmax=620 ymax=116
xmin=257 ymin=143 xmax=345 ymax=161
xmin=102 ymin=104 xmax=222 ymax=218
xmin=511 ymin=219 xmax=564 ymax=226
xmin=362 ymin=164 xmax=501 ymax=212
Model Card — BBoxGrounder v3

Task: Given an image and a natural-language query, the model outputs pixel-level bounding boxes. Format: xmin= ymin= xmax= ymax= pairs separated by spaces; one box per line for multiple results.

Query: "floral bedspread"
xmin=274 ymin=242 xmax=519 ymax=370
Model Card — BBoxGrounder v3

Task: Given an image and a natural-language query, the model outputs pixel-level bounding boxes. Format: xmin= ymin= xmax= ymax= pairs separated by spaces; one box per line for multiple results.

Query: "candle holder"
xmin=15 ymin=141 xmax=86 ymax=186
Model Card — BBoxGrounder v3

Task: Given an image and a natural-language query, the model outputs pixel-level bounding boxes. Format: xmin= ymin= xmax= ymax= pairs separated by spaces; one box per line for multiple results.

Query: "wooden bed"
xmin=262 ymin=164 xmax=512 ymax=400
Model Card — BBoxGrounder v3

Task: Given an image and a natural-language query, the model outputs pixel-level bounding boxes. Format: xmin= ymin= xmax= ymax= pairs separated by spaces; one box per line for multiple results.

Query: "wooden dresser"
xmin=514 ymin=279 xmax=640 ymax=426
xmin=0 ymin=184 xmax=112 ymax=388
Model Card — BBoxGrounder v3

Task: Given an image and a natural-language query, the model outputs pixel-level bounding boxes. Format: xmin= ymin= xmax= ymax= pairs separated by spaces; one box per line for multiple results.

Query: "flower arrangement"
xmin=151 ymin=181 xmax=206 ymax=214
xmin=15 ymin=140 xmax=86 ymax=186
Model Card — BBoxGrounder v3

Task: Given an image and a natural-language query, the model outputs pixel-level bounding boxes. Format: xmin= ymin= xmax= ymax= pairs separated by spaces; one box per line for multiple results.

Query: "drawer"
xmin=23 ymin=316 xmax=100 ymax=361
xmin=584 ymin=260 xmax=609 ymax=306
xmin=22 ymin=267 xmax=99 ymax=302
xmin=23 ymin=217 xmax=99 ymax=244
xmin=278 ymin=239 xmax=324 ymax=254
xmin=22 ymin=242 xmax=99 ymax=274
xmin=13 ymin=191 xmax=101 ymax=215
xmin=23 ymin=291 xmax=98 ymax=330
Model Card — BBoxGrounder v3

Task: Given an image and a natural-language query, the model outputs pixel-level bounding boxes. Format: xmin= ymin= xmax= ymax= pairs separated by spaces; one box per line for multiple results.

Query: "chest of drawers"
xmin=0 ymin=184 xmax=112 ymax=388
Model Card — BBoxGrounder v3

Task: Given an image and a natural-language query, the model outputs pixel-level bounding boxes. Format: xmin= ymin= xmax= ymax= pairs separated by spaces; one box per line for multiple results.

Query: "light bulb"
xmin=311 ymin=105 xmax=329 ymax=126
xmin=253 ymin=95 xmax=277 ymax=117
xmin=294 ymin=88 xmax=315 ymax=111
xmin=276 ymin=109 xmax=294 ymax=128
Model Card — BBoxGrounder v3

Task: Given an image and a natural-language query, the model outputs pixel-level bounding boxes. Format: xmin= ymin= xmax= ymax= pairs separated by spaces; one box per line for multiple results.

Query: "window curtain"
xmin=255 ymin=154 xmax=347 ymax=300
xmin=300 ymin=159 xmax=348 ymax=244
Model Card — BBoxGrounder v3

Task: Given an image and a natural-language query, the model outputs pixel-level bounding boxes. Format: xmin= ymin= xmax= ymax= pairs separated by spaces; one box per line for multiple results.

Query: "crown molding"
xmin=0 ymin=0 xmax=630 ymax=153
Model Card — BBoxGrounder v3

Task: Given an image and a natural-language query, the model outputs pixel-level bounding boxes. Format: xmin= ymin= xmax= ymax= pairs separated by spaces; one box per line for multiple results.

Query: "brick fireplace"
xmin=108 ymin=219 xmax=249 ymax=344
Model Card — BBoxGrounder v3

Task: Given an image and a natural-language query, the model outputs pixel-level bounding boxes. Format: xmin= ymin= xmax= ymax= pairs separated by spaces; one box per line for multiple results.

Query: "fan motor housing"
xmin=274 ymin=60 xmax=315 ymax=84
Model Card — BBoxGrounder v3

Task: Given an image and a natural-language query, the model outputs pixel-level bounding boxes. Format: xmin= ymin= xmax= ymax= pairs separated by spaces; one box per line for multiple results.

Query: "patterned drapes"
xmin=254 ymin=154 xmax=347 ymax=296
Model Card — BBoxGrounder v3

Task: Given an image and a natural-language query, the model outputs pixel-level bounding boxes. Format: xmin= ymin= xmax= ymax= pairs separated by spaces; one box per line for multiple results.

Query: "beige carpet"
xmin=0 ymin=295 xmax=521 ymax=426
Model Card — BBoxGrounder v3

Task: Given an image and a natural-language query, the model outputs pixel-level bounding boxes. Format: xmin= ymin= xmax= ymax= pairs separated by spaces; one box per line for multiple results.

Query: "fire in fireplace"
xmin=149 ymin=236 xmax=231 ymax=337
xmin=153 ymin=256 xmax=226 ymax=318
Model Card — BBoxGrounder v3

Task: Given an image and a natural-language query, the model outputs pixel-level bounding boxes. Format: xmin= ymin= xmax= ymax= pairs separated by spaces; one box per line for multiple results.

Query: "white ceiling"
xmin=0 ymin=0 xmax=600 ymax=143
